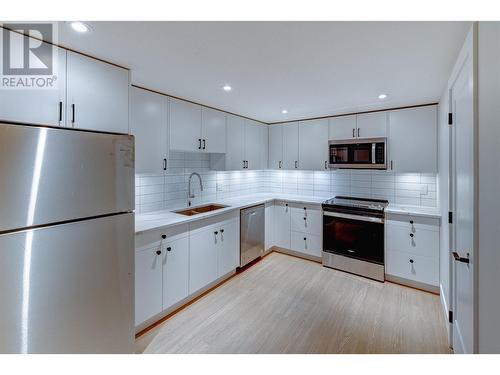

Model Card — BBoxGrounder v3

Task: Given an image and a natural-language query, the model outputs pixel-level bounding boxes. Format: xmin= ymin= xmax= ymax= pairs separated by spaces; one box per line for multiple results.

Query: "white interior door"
xmin=450 ymin=28 xmax=475 ymax=354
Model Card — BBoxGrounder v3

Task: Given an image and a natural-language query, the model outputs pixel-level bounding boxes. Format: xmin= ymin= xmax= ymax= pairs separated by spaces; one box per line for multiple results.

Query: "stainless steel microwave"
xmin=328 ymin=137 xmax=387 ymax=169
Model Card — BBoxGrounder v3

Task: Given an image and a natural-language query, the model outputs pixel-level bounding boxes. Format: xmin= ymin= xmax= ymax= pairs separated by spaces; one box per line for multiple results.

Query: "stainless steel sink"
xmin=174 ymin=204 xmax=228 ymax=216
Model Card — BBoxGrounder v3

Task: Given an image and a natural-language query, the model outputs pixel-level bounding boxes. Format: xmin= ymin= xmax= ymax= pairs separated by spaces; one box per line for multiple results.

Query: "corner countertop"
xmin=135 ymin=194 xmax=441 ymax=234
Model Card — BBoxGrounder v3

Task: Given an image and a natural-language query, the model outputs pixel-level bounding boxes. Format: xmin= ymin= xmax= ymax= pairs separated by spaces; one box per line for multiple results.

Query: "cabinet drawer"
xmin=290 ymin=231 xmax=322 ymax=258
xmin=386 ymin=251 xmax=438 ymax=286
xmin=386 ymin=213 xmax=440 ymax=232
xmin=387 ymin=223 xmax=439 ymax=258
xmin=290 ymin=203 xmax=322 ymax=235
xmin=135 ymin=224 xmax=189 ymax=251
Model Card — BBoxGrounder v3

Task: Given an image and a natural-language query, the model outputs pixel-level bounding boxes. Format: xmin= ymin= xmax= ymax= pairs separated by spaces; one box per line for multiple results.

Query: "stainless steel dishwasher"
xmin=240 ymin=204 xmax=265 ymax=267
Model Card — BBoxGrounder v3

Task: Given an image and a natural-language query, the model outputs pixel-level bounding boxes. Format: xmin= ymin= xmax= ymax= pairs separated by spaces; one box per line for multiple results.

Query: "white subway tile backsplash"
xmin=135 ymin=153 xmax=438 ymax=213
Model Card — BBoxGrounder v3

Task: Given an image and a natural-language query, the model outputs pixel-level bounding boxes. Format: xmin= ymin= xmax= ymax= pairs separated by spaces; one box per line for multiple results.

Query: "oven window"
xmin=323 ymin=215 xmax=384 ymax=264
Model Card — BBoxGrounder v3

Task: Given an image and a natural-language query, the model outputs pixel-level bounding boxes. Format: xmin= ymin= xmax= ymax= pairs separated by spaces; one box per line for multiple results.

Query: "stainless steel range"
xmin=322 ymin=196 xmax=389 ymax=282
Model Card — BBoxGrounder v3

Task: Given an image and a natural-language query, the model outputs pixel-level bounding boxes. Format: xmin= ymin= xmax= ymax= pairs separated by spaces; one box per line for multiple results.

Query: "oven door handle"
xmin=323 ymin=211 xmax=384 ymax=224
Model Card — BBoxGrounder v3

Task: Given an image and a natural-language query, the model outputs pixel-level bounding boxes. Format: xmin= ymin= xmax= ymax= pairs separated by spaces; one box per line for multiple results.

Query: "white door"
xmin=274 ymin=201 xmax=291 ymax=249
xmin=298 ymin=119 xmax=329 ymax=170
xmin=162 ymin=236 xmax=189 ymax=310
xmin=0 ymin=32 xmax=67 ymax=126
xmin=356 ymin=111 xmax=387 ymax=138
xmin=269 ymin=125 xmax=283 ymax=169
xmin=169 ymin=98 xmax=202 ymax=152
xmin=283 ymin=122 xmax=299 ymax=169
xmin=130 ymin=87 xmax=168 ymax=174
xmin=389 ymin=106 xmax=437 ymax=173
xmin=135 ymin=246 xmax=163 ymax=325
xmin=244 ymin=120 xmax=261 ymax=170
xmin=66 ymin=51 xmax=129 ymax=133
xmin=259 ymin=123 xmax=269 ymax=170
xmin=329 ymin=115 xmax=357 ymax=139
xmin=450 ymin=28 xmax=475 ymax=354
xmin=225 ymin=114 xmax=246 ymax=170
xmin=189 ymin=227 xmax=219 ymax=294
xmin=202 ymin=107 xmax=226 ymax=153
xmin=218 ymin=220 xmax=240 ymax=276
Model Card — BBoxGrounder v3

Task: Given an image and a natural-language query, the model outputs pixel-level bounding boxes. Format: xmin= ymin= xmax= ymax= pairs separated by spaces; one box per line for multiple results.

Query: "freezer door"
xmin=0 ymin=213 xmax=134 ymax=353
xmin=0 ymin=123 xmax=134 ymax=233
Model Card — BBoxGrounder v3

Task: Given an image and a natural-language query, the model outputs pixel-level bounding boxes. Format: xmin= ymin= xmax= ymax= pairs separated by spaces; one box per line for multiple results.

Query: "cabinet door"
xmin=0 ymin=33 xmax=67 ymax=126
xmin=225 ymin=114 xmax=245 ymax=170
xmin=265 ymin=202 xmax=274 ymax=250
xmin=218 ymin=220 xmax=240 ymax=276
xmin=283 ymin=122 xmax=299 ymax=169
xmin=356 ymin=112 xmax=387 ymax=138
xmin=162 ymin=236 xmax=189 ymax=310
xmin=130 ymin=87 xmax=168 ymax=174
xmin=329 ymin=115 xmax=356 ymax=139
xmin=169 ymin=98 xmax=202 ymax=152
xmin=202 ymin=107 xmax=226 ymax=153
xmin=135 ymin=247 xmax=163 ymax=325
xmin=244 ymin=120 xmax=262 ymax=170
xmin=268 ymin=125 xmax=283 ymax=169
xmin=66 ymin=51 xmax=129 ymax=133
xmin=298 ymin=119 xmax=329 ymax=170
xmin=189 ymin=227 xmax=219 ymax=294
xmin=389 ymin=106 xmax=437 ymax=173
xmin=259 ymin=123 xmax=269 ymax=170
xmin=274 ymin=201 xmax=291 ymax=249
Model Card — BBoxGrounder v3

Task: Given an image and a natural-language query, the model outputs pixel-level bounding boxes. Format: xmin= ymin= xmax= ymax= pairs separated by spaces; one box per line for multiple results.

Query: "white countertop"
xmin=135 ymin=194 xmax=441 ymax=234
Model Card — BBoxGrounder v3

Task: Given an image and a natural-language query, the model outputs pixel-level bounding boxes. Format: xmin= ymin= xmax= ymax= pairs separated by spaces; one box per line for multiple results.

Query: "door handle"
xmin=58 ymin=101 xmax=63 ymax=123
xmin=163 ymin=158 xmax=167 ymax=171
xmin=452 ymin=251 xmax=470 ymax=264
xmin=203 ymin=139 xmax=206 ymax=150
xmin=71 ymin=104 xmax=75 ymax=124
xmin=198 ymin=139 xmax=202 ymax=149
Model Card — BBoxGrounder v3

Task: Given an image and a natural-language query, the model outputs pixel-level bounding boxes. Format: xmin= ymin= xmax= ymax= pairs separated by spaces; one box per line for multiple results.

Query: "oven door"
xmin=323 ymin=211 xmax=384 ymax=264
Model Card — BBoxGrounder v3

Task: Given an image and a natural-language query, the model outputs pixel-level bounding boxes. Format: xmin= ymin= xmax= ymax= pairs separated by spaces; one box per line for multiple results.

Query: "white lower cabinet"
xmin=135 ymin=244 xmax=163 ymax=326
xmin=274 ymin=201 xmax=291 ymax=249
xmin=162 ymin=236 xmax=189 ymax=310
xmin=217 ymin=220 xmax=240 ymax=277
xmin=189 ymin=225 xmax=219 ymax=294
xmin=290 ymin=203 xmax=322 ymax=236
xmin=265 ymin=202 xmax=275 ymax=250
xmin=290 ymin=232 xmax=322 ymax=258
xmin=385 ymin=213 xmax=440 ymax=288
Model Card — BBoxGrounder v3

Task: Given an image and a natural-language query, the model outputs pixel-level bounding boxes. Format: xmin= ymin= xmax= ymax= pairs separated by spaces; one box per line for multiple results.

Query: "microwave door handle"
xmin=372 ymin=143 xmax=376 ymax=164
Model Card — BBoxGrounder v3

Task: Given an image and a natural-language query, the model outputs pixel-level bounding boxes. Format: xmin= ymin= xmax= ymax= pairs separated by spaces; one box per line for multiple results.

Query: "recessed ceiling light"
xmin=70 ymin=22 xmax=90 ymax=33
xmin=223 ymin=85 xmax=232 ymax=92
xmin=378 ymin=94 xmax=388 ymax=99
xmin=281 ymin=109 xmax=288 ymax=114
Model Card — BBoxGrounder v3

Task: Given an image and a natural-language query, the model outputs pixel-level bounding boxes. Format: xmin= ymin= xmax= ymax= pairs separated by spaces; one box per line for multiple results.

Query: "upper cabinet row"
xmin=131 ymin=87 xmax=268 ymax=174
xmin=0 ymin=35 xmax=129 ymax=134
xmin=269 ymin=106 xmax=437 ymax=173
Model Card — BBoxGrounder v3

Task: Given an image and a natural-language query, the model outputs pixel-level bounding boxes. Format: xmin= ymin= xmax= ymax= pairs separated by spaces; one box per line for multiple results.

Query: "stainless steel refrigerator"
xmin=0 ymin=122 xmax=135 ymax=353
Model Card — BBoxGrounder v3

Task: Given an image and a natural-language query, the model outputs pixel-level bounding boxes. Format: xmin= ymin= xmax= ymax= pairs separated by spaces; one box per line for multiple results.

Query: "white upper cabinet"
xmin=259 ymin=123 xmax=269 ymax=170
xmin=269 ymin=125 xmax=284 ymax=169
xmin=224 ymin=114 xmax=246 ymax=170
xmin=202 ymin=107 xmax=226 ymax=153
xmin=356 ymin=111 xmax=387 ymax=138
xmin=389 ymin=106 xmax=437 ymax=173
xmin=298 ymin=119 xmax=329 ymax=170
xmin=283 ymin=122 xmax=299 ymax=169
xmin=169 ymin=98 xmax=202 ymax=152
xmin=329 ymin=115 xmax=357 ymax=139
xmin=245 ymin=120 xmax=262 ymax=170
xmin=66 ymin=51 xmax=129 ymax=133
xmin=0 ymin=32 xmax=67 ymax=127
xmin=130 ymin=87 xmax=168 ymax=174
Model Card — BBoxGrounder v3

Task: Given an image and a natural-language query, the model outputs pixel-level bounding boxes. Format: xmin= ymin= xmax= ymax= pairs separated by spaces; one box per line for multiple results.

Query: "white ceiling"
xmin=57 ymin=21 xmax=471 ymax=123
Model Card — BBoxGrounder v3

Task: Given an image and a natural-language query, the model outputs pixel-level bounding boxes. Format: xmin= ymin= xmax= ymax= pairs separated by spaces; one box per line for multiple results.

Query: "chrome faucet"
xmin=188 ymin=172 xmax=203 ymax=206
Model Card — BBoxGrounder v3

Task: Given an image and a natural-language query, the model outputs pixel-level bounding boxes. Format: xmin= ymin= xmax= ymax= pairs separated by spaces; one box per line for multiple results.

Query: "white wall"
xmin=477 ymin=21 xmax=500 ymax=353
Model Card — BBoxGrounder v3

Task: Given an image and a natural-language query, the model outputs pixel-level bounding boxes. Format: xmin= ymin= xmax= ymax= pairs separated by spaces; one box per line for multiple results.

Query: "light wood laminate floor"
xmin=137 ymin=252 xmax=451 ymax=354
